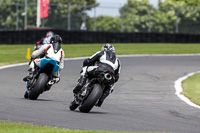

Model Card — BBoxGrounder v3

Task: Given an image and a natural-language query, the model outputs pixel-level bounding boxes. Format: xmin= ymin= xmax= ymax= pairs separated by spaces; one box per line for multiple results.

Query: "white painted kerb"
xmin=174 ymin=71 xmax=200 ymax=109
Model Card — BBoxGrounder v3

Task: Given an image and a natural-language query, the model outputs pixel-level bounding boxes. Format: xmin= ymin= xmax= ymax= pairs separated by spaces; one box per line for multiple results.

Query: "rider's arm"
xmin=83 ymin=51 xmax=103 ymax=67
xmin=114 ymin=59 xmax=121 ymax=83
xmin=59 ymin=50 xmax=65 ymax=70
xmin=31 ymin=44 xmax=50 ymax=59
xmin=38 ymin=37 xmax=44 ymax=44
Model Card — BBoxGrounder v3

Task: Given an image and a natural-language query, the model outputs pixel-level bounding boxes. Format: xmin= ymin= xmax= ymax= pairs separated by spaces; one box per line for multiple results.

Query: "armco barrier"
xmin=1 ymin=30 xmax=200 ymax=44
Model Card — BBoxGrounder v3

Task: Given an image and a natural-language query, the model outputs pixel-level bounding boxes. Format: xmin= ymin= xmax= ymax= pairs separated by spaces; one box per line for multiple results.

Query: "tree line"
xmin=1 ymin=0 xmax=200 ymax=34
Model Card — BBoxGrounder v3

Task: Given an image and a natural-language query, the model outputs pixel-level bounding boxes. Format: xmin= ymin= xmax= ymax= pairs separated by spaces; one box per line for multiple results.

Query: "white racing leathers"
xmin=43 ymin=36 xmax=52 ymax=44
xmin=29 ymin=44 xmax=65 ymax=78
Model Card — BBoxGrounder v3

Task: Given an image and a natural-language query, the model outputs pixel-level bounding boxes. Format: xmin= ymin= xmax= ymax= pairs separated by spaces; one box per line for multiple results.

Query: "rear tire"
xmin=79 ymin=84 xmax=103 ymax=113
xmin=28 ymin=73 xmax=48 ymax=100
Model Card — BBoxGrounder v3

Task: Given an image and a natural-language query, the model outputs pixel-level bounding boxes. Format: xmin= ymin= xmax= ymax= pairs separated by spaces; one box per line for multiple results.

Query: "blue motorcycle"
xmin=24 ymin=58 xmax=59 ymax=100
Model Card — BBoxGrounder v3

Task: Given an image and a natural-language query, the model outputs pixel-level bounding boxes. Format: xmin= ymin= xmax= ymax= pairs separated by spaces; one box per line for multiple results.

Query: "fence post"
xmin=93 ymin=6 xmax=96 ymax=31
xmin=24 ymin=0 xmax=27 ymax=30
xmin=16 ymin=1 xmax=19 ymax=30
xmin=83 ymin=3 xmax=86 ymax=29
xmin=67 ymin=2 xmax=71 ymax=31
xmin=120 ymin=9 xmax=124 ymax=32
xmin=175 ymin=7 xmax=179 ymax=33
xmin=148 ymin=7 xmax=151 ymax=33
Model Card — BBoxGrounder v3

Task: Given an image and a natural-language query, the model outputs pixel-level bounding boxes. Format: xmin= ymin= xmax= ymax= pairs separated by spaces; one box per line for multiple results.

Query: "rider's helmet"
xmin=46 ymin=31 xmax=54 ymax=37
xmin=50 ymin=34 xmax=62 ymax=53
xmin=50 ymin=34 xmax=62 ymax=44
xmin=42 ymin=31 xmax=54 ymax=44
xmin=101 ymin=43 xmax=115 ymax=52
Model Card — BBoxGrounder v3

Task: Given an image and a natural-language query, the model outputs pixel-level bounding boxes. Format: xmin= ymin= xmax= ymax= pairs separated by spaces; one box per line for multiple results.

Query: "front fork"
xmin=73 ymin=80 xmax=96 ymax=105
xmin=26 ymin=81 xmax=31 ymax=91
xmin=25 ymin=70 xmax=39 ymax=90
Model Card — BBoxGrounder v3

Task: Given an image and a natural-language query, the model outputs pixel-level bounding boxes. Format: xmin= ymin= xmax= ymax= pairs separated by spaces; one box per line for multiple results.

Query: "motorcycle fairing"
xmin=40 ymin=58 xmax=59 ymax=73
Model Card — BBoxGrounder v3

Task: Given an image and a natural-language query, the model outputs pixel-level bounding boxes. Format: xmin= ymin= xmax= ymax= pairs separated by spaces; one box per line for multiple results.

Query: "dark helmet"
xmin=50 ymin=34 xmax=62 ymax=53
xmin=46 ymin=31 xmax=54 ymax=37
xmin=50 ymin=34 xmax=62 ymax=44
xmin=101 ymin=43 xmax=115 ymax=52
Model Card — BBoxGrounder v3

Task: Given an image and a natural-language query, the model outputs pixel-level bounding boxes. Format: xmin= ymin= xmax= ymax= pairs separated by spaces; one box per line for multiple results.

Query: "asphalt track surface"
xmin=1 ymin=55 xmax=200 ymax=133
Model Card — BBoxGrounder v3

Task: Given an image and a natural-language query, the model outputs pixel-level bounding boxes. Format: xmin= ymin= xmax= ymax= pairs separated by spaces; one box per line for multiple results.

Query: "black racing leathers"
xmin=83 ymin=50 xmax=121 ymax=82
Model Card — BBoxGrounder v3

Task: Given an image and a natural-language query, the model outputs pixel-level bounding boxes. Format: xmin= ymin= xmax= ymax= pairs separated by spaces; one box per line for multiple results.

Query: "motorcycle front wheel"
xmin=28 ymin=73 xmax=48 ymax=100
xmin=69 ymin=100 xmax=79 ymax=111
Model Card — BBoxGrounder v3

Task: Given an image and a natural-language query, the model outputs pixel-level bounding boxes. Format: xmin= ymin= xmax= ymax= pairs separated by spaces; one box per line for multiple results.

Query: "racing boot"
xmin=48 ymin=77 xmax=60 ymax=85
xmin=96 ymin=86 xmax=112 ymax=107
xmin=23 ymin=68 xmax=34 ymax=82
xmin=23 ymin=61 xmax=35 ymax=82
xmin=73 ymin=74 xmax=88 ymax=94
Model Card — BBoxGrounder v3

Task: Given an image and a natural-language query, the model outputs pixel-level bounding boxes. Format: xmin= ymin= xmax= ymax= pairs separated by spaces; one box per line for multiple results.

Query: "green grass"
xmin=113 ymin=43 xmax=200 ymax=55
xmin=63 ymin=43 xmax=200 ymax=56
xmin=0 ymin=121 xmax=154 ymax=133
xmin=0 ymin=45 xmax=33 ymax=66
xmin=182 ymin=73 xmax=200 ymax=106
xmin=1 ymin=43 xmax=200 ymax=66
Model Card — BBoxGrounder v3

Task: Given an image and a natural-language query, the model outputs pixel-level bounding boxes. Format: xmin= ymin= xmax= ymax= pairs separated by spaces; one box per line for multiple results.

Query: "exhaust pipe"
xmin=104 ymin=73 xmax=112 ymax=80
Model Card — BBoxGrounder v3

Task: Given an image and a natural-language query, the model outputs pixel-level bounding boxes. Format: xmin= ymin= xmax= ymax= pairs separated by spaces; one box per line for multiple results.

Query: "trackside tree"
xmin=0 ymin=0 xmax=96 ymax=30
xmin=1 ymin=0 xmax=200 ymax=34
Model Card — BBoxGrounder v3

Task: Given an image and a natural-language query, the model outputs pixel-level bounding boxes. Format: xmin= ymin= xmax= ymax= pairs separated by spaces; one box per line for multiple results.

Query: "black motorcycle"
xmin=24 ymin=58 xmax=59 ymax=100
xmin=69 ymin=70 xmax=115 ymax=113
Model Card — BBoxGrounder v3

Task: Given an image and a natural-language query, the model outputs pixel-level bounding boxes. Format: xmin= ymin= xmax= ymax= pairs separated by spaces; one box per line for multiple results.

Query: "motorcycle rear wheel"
xmin=28 ymin=73 xmax=48 ymax=100
xmin=79 ymin=84 xmax=103 ymax=113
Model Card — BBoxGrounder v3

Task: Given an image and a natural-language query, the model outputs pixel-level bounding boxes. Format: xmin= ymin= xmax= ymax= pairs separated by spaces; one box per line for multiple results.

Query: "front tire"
xmin=69 ymin=100 xmax=79 ymax=111
xmin=79 ymin=84 xmax=103 ymax=113
xmin=24 ymin=91 xmax=29 ymax=99
xmin=28 ymin=73 xmax=48 ymax=100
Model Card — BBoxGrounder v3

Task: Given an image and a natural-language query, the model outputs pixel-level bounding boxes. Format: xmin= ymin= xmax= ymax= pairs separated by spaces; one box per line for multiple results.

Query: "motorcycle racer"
xmin=73 ymin=43 xmax=121 ymax=107
xmin=35 ymin=31 xmax=54 ymax=50
xmin=23 ymin=34 xmax=65 ymax=85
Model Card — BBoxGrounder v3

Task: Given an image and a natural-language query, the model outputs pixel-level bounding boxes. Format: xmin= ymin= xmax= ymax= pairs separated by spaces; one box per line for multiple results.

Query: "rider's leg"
xmin=52 ymin=71 xmax=60 ymax=83
xmin=48 ymin=71 xmax=60 ymax=86
xmin=23 ymin=60 xmax=36 ymax=81
xmin=96 ymin=85 xmax=114 ymax=107
xmin=73 ymin=66 xmax=89 ymax=94
xmin=23 ymin=58 xmax=42 ymax=82
xmin=23 ymin=60 xmax=37 ymax=98
xmin=73 ymin=65 xmax=99 ymax=94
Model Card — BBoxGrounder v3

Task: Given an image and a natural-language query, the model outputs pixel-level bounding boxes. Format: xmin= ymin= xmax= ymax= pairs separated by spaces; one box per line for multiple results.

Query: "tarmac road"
xmin=1 ymin=55 xmax=200 ymax=133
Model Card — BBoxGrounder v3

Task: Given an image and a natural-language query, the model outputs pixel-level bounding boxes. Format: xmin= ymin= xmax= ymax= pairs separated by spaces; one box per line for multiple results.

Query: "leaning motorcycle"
xmin=69 ymin=70 xmax=115 ymax=113
xmin=24 ymin=58 xmax=59 ymax=100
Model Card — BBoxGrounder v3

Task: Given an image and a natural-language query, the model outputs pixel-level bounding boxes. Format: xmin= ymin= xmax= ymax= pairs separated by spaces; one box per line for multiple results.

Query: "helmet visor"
xmin=52 ymin=43 xmax=61 ymax=53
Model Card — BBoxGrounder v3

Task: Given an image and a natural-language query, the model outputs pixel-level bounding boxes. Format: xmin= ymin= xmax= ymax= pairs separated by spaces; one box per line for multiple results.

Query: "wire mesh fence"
xmin=1 ymin=1 xmax=200 ymax=34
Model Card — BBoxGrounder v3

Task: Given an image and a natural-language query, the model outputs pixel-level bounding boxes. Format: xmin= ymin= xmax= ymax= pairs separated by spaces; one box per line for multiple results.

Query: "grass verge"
xmin=182 ymin=73 xmax=200 ymax=106
xmin=1 ymin=43 xmax=200 ymax=66
xmin=0 ymin=121 xmax=152 ymax=133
